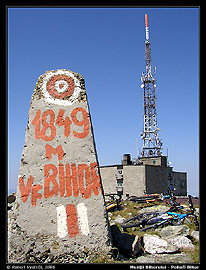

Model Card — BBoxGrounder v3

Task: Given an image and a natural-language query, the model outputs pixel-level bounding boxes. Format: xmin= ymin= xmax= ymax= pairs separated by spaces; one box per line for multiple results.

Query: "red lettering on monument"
xmin=71 ymin=107 xmax=89 ymax=139
xmin=65 ymin=163 xmax=79 ymax=197
xmin=31 ymin=107 xmax=89 ymax=141
xmin=31 ymin=110 xmax=41 ymax=139
xmin=58 ymin=163 xmax=66 ymax=197
xmin=90 ymin=162 xmax=102 ymax=195
xmin=19 ymin=176 xmax=34 ymax=203
xmin=23 ymin=106 xmax=100 ymax=210
xmin=44 ymin=164 xmax=58 ymax=198
xmin=78 ymin=164 xmax=92 ymax=199
xmin=45 ymin=144 xmax=64 ymax=161
xmin=19 ymin=162 xmax=102 ymax=205
xmin=41 ymin=110 xmax=56 ymax=141
xmin=31 ymin=184 xmax=43 ymax=206
xmin=56 ymin=109 xmax=72 ymax=137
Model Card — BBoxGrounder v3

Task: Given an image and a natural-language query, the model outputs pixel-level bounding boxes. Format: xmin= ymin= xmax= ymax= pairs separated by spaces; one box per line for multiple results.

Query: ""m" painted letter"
xmin=45 ymin=144 xmax=64 ymax=161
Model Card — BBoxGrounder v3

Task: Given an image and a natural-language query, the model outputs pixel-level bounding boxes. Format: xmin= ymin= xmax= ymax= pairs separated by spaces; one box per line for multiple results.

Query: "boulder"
xmin=143 ymin=234 xmax=179 ymax=254
xmin=167 ymin=236 xmax=195 ymax=249
xmin=160 ymin=225 xmax=190 ymax=238
xmin=8 ymin=193 xmax=16 ymax=204
xmin=113 ymin=215 xmax=125 ymax=224
xmin=139 ymin=205 xmax=170 ymax=214
xmin=191 ymin=231 xmax=199 ymax=241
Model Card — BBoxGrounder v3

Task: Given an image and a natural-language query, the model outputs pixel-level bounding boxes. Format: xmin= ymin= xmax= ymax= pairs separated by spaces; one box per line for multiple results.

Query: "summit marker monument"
xmin=8 ymin=69 xmax=111 ymax=262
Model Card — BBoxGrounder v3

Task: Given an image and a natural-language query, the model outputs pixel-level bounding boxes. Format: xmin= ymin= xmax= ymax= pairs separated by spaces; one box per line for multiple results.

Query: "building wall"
xmin=100 ymin=165 xmax=146 ymax=198
xmin=139 ymin=156 xmax=167 ymax=166
xmin=172 ymin=171 xmax=187 ymax=196
xmin=145 ymin=165 xmax=171 ymax=194
xmin=99 ymin=166 xmax=118 ymax=195
xmin=100 ymin=164 xmax=187 ymax=197
xmin=122 ymin=166 xmax=146 ymax=197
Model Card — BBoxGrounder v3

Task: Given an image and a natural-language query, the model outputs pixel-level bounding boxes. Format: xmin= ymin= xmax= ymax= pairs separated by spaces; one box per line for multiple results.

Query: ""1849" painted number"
xmin=31 ymin=107 xmax=89 ymax=141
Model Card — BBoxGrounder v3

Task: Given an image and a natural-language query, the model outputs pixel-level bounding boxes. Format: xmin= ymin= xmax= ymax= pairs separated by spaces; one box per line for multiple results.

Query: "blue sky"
xmin=8 ymin=7 xmax=199 ymax=196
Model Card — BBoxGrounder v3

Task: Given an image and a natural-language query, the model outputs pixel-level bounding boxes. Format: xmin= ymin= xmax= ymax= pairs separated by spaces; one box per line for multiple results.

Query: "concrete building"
xmin=100 ymin=154 xmax=187 ymax=198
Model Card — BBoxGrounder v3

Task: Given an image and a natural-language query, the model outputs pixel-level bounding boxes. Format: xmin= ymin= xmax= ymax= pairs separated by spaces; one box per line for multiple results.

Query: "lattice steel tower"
xmin=140 ymin=14 xmax=162 ymax=157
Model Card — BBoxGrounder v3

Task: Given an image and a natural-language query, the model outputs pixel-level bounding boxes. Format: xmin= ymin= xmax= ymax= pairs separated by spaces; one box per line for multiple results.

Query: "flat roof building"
xmin=100 ymin=154 xmax=187 ymax=198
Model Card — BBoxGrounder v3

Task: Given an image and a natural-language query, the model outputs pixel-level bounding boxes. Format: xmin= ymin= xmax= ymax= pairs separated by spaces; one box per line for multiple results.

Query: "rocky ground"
xmin=7 ymin=193 xmax=199 ymax=264
xmin=105 ymin=198 xmax=199 ymax=264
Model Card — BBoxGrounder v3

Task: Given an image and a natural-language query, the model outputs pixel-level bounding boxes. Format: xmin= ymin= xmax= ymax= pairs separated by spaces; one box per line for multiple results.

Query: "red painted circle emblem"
xmin=46 ymin=75 xmax=75 ymax=99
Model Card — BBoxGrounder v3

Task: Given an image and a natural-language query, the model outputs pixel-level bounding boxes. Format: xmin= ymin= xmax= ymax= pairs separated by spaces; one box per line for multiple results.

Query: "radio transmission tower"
xmin=140 ymin=14 xmax=162 ymax=157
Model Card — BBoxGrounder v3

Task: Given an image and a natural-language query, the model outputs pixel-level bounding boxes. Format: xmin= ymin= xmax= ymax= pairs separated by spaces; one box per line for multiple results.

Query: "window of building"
xmin=181 ymin=180 xmax=185 ymax=188
xmin=153 ymin=160 xmax=156 ymax=165
xmin=117 ymin=179 xmax=123 ymax=187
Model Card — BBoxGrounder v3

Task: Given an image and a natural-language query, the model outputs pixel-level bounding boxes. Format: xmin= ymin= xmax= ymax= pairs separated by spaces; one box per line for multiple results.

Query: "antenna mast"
xmin=140 ymin=14 xmax=162 ymax=157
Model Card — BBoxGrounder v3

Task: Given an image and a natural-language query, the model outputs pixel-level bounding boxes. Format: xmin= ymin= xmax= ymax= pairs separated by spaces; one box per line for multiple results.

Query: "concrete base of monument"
xmin=8 ymin=197 xmax=112 ymax=263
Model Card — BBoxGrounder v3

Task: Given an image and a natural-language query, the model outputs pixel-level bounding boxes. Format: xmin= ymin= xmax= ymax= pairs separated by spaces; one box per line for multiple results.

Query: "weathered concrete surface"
xmin=8 ymin=69 xmax=111 ymax=263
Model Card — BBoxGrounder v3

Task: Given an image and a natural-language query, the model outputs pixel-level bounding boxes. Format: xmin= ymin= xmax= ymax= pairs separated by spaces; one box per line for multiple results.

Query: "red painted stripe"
xmin=66 ymin=204 xmax=79 ymax=238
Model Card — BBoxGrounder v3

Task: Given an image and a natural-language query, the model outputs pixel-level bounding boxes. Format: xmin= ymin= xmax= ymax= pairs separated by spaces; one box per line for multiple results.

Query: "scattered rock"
xmin=143 ymin=234 xmax=179 ymax=254
xmin=132 ymin=235 xmax=142 ymax=256
xmin=136 ymin=255 xmax=157 ymax=263
xmin=167 ymin=236 xmax=195 ymax=250
xmin=7 ymin=193 xmax=17 ymax=210
xmin=113 ymin=215 xmax=125 ymax=224
xmin=139 ymin=205 xmax=170 ymax=214
xmin=160 ymin=225 xmax=190 ymax=238
xmin=8 ymin=193 xmax=16 ymax=204
xmin=136 ymin=253 xmax=192 ymax=264
xmin=191 ymin=231 xmax=199 ymax=241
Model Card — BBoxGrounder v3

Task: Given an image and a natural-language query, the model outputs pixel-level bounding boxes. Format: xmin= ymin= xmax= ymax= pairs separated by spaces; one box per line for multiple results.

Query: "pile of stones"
xmin=109 ymin=204 xmax=199 ymax=263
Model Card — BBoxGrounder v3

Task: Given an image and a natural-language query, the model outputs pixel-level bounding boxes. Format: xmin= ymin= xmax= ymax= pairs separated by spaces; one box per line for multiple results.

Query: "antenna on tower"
xmin=145 ymin=14 xmax=149 ymax=41
xmin=140 ymin=14 xmax=163 ymax=157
